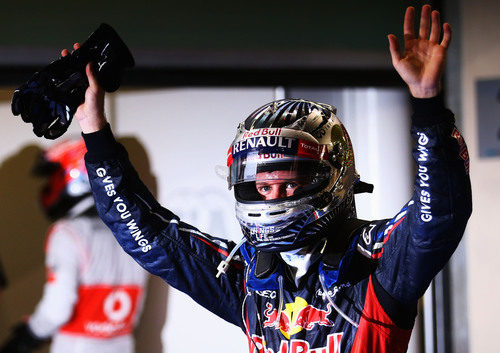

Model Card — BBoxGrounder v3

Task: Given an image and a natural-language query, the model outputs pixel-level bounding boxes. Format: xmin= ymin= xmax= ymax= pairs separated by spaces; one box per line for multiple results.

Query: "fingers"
xmin=61 ymin=43 xmax=81 ymax=57
xmin=419 ymin=4 xmax=431 ymax=39
xmin=85 ymin=63 xmax=102 ymax=92
xmin=403 ymin=6 xmax=415 ymax=47
xmin=63 ymin=43 xmax=103 ymax=92
xmin=387 ymin=34 xmax=402 ymax=64
xmin=404 ymin=5 xmax=451 ymax=47
xmin=429 ymin=10 xmax=441 ymax=43
xmin=441 ymin=23 xmax=452 ymax=48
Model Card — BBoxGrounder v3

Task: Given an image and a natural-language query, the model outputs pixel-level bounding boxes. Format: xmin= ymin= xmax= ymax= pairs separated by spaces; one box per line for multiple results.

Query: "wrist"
xmin=409 ymin=84 xmax=442 ymax=99
xmin=78 ymin=115 xmax=108 ymax=134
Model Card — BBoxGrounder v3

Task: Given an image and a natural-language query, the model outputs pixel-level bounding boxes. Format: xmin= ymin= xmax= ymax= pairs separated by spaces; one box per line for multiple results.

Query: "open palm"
xmin=388 ymin=5 xmax=452 ymax=98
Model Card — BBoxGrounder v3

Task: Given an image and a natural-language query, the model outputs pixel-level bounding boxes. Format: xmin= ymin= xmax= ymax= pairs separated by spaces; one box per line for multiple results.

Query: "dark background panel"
xmin=0 ymin=0 xmax=440 ymax=68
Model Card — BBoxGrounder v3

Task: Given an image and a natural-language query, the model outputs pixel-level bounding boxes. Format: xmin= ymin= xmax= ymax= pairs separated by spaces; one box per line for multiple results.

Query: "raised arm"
xmin=357 ymin=5 xmax=472 ymax=309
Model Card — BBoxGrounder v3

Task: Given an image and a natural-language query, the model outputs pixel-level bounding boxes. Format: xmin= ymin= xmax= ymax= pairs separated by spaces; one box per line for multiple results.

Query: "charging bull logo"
xmin=263 ymin=297 xmax=334 ymax=339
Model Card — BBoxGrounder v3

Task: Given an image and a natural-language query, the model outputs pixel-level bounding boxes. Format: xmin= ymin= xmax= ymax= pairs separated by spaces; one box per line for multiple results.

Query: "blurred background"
xmin=0 ymin=0 xmax=497 ymax=352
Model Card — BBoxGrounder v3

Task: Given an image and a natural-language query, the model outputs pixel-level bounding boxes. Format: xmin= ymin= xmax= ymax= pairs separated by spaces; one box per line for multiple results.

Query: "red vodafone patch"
xmin=60 ymin=285 xmax=142 ymax=338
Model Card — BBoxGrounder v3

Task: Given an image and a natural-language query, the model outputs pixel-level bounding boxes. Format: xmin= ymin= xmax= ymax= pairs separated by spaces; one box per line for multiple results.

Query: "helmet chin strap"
xmin=67 ymin=195 xmax=95 ymax=218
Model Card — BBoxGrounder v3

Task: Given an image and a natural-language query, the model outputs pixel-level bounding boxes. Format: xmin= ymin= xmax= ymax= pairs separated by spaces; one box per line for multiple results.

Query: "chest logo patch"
xmin=263 ymin=297 xmax=334 ymax=339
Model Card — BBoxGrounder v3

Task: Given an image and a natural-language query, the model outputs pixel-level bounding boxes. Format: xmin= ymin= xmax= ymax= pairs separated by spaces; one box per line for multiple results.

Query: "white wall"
xmin=461 ymin=1 xmax=500 ymax=352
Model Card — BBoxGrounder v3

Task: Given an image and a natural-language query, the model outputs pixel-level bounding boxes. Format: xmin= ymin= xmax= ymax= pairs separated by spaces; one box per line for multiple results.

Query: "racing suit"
xmin=82 ymin=95 xmax=472 ymax=353
xmin=27 ymin=214 xmax=148 ymax=353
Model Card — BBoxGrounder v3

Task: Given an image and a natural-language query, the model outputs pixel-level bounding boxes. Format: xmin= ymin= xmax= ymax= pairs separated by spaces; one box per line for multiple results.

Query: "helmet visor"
xmin=230 ymin=151 xmax=331 ymax=202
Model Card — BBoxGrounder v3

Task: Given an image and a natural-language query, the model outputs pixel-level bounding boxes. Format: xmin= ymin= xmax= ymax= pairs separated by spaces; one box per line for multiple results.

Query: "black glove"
xmin=11 ymin=23 xmax=134 ymax=139
xmin=0 ymin=322 xmax=47 ymax=353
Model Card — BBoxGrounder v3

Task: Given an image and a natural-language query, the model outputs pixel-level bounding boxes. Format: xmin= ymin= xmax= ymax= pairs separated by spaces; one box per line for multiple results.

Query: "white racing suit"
xmin=28 ymin=214 xmax=148 ymax=353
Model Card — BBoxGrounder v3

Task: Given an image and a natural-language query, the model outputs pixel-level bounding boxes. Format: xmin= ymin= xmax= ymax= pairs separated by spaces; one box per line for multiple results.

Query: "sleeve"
xmin=28 ymin=223 xmax=81 ymax=338
xmin=83 ymin=125 xmax=247 ymax=330
xmin=356 ymin=94 xmax=472 ymax=306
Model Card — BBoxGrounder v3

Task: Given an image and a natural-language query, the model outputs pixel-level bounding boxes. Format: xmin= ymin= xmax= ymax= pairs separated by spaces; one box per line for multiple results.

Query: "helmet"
xmin=33 ymin=139 xmax=93 ymax=220
xmin=227 ymin=99 xmax=358 ymax=252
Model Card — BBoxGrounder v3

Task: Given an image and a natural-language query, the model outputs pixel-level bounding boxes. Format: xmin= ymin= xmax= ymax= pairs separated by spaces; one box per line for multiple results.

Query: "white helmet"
xmin=227 ymin=99 xmax=359 ymax=252
xmin=33 ymin=139 xmax=93 ymax=220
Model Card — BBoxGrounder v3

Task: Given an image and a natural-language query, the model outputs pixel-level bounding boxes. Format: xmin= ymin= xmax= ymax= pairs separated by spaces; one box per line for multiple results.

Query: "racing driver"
xmin=0 ymin=139 xmax=147 ymax=353
xmin=62 ymin=5 xmax=471 ymax=353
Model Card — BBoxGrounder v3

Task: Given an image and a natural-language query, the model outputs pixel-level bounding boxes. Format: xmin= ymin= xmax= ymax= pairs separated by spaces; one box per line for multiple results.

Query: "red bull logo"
xmin=251 ymin=333 xmax=342 ymax=353
xmin=263 ymin=297 xmax=334 ymax=339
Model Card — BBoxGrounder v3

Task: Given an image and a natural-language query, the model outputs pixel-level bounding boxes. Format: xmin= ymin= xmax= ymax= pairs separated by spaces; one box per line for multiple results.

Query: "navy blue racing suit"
xmin=83 ymin=95 xmax=472 ymax=353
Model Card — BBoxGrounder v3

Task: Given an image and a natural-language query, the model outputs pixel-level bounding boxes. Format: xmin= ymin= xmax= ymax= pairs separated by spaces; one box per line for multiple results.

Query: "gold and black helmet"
xmin=227 ymin=99 xmax=359 ymax=252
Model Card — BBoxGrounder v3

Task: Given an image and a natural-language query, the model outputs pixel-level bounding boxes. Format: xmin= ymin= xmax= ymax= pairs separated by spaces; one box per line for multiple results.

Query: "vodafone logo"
xmin=103 ymin=289 xmax=132 ymax=322
xmin=60 ymin=285 xmax=141 ymax=338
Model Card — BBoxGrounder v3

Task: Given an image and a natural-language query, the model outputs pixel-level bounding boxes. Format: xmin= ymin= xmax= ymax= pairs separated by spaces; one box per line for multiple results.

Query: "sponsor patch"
xmin=227 ymin=137 xmax=328 ymax=167
xmin=451 ymin=127 xmax=470 ymax=174
xmin=263 ymin=297 xmax=334 ymax=339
